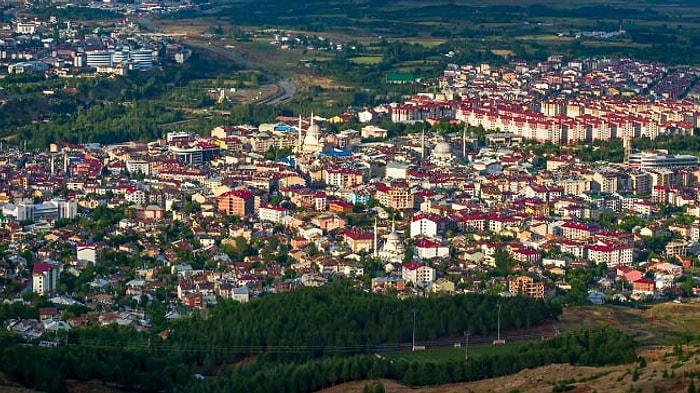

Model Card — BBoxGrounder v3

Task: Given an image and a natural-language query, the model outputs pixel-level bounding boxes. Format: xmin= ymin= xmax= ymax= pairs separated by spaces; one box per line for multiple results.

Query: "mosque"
xmin=375 ymin=221 xmax=405 ymax=263
xmin=429 ymin=140 xmax=456 ymax=167
xmin=296 ymin=114 xmax=331 ymax=154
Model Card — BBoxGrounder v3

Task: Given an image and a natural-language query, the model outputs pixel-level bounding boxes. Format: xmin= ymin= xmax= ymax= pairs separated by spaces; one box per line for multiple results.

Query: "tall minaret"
xmin=462 ymin=123 xmax=467 ymax=159
xmin=50 ymin=155 xmax=55 ymax=174
xmin=297 ymin=114 xmax=303 ymax=152
xmin=421 ymin=127 xmax=426 ymax=161
xmin=373 ymin=218 xmax=378 ymax=258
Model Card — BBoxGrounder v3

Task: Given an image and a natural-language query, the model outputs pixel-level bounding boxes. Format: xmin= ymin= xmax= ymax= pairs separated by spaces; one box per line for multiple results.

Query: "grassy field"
xmin=349 ymin=56 xmax=384 ymax=64
xmin=386 ymin=341 xmax=531 ymax=363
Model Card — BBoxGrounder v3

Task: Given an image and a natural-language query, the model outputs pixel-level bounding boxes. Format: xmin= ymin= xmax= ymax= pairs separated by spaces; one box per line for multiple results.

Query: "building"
xmin=375 ymin=182 xmax=414 ymax=210
xmin=402 ymin=262 xmax=436 ymax=284
xmin=632 ymin=278 xmax=655 ymax=294
xmin=410 ymin=213 xmax=445 ymax=238
xmin=344 ymin=229 xmax=374 ymax=253
xmin=258 ymin=205 xmax=289 ymax=224
xmin=508 ymin=275 xmax=545 ymax=298
xmin=15 ymin=21 xmax=37 ymax=34
xmin=7 ymin=61 xmax=49 ymax=74
xmin=371 ymin=276 xmax=406 ymax=293
xmin=217 ymin=190 xmax=255 ymax=217
xmin=32 ymin=263 xmax=59 ymax=296
xmin=169 ymin=141 xmax=221 ymax=165
xmin=76 ymin=243 xmax=97 ymax=264
xmin=628 ymin=151 xmax=698 ymax=170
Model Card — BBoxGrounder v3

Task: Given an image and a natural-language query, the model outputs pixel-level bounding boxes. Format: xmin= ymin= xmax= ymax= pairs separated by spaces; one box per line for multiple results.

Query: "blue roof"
xmin=278 ymin=156 xmax=296 ymax=167
xmin=274 ymin=124 xmax=294 ymax=132
xmin=321 ymin=149 xmax=352 ymax=157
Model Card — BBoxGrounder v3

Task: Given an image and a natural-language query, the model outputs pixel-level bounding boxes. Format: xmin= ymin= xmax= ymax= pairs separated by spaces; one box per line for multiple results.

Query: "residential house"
xmin=32 ymin=263 xmax=59 ymax=296
xmin=402 ymin=262 xmax=436 ymax=284
xmin=217 ymin=189 xmax=255 ymax=217
xmin=508 ymin=275 xmax=546 ymax=298
xmin=410 ymin=213 xmax=446 ymax=238
xmin=343 ymin=229 xmax=374 ymax=253
xmin=371 ymin=276 xmax=406 ymax=293
xmin=632 ymin=278 xmax=655 ymax=294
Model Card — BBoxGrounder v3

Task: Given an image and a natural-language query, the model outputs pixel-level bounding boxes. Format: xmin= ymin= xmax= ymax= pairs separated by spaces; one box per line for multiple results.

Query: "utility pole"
xmin=494 ymin=303 xmax=505 ymax=344
xmin=464 ymin=330 xmax=469 ymax=360
xmin=497 ymin=303 xmax=501 ymax=342
xmin=412 ymin=309 xmax=416 ymax=351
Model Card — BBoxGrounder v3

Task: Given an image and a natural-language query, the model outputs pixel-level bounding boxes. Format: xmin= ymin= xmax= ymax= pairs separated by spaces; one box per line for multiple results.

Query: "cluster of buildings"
xmin=0 ymin=15 xmax=191 ymax=76
xmin=388 ymin=57 xmax=700 ymax=144
xmin=2 ymin=55 xmax=700 ymax=334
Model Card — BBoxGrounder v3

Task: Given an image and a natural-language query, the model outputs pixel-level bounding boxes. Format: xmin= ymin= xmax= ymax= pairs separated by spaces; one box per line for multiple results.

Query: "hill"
xmin=318 ymin=344 xmax=700 ymax=393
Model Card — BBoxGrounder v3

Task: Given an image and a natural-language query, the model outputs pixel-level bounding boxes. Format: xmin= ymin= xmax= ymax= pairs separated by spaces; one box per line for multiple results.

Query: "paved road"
xmin=262 ymin=79 xmax=296 ymax=105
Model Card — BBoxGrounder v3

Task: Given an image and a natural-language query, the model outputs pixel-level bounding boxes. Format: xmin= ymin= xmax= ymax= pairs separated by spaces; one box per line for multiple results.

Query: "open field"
xmin=349 ymin=56 xmax=384 ymax=65
xmin=386 ymin=341 xmax=531 ymax=363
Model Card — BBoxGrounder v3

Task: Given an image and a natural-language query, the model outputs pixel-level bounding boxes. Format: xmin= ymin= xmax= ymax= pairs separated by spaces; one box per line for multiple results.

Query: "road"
xmin=136 ymin=16 xmax=297 ymax=104
xmin=261 ymin=78 xmax=296 ymax=105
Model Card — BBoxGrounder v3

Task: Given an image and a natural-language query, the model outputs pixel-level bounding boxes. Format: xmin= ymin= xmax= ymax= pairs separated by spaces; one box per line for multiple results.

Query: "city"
xmin=1 ymin=1 xmax=700 ymax=392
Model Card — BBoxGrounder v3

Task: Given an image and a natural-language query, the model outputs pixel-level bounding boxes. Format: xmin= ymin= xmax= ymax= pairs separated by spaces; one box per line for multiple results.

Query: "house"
xmin=511 ymin=247 xmax=541 ymax=265
xmin=183 ymin=292 xmax=204 ymax=308
xmin=76 ymin=243 xmax=97 ymax=264
xmin=560 ymin=221 xmax=598 ymax=240
xmin=414 ymin=238 xmax=450 ymax=259
xmin=258 ymin=205 xmax=289 ymax=224
xmin=32 ymin=263 xmax=59 ymax=296
xmin=401 ymin=262 xmax=435 ymax=284
xmin=343 ymin=228 xmax=374 ymax=253
xmin=616 ymin=265 xmax=642 ymax=283
xmin=328 ymin=200 xmax=353 ymax=214
xmin=231 ymin=287 xmax=250 ymax=303
xmin=508 ymin=275 xmax=545 ymax=298
xmin=374 ymin=182 xmax=414 ymax=210
xmin=430 ymin=278 xmax=455 ymax=293
xmin=410 ymin=213 xmax=446 ymax=238
xmin=217 ymin=189 xmax=255 ymax=217
xmin=371 ymin=276 xmax=406 ymax=293
xmin=632 ymin=278 xmax=655 ymax=294
xmin=586 ymin=242 xmax=633 ymax=266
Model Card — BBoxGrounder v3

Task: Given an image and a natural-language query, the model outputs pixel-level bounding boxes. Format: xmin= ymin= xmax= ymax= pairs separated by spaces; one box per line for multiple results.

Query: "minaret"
xmin=373 ymin=218 xmax=378 ymax=258
xmin=421 ymin=127 xmax=426 ymax=161
xmin=50 ymin=155 xmax=55 ymax=174
xmin=462 ymin=123 xmax=467 ymax=159
xmin=297 ymin=114 xmax=303 ymax=152
xmin=310 ymin=112 xmax=315 ymax=128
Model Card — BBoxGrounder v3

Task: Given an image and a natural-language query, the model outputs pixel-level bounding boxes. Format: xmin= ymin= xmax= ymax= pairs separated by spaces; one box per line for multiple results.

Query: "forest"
xmin=0 ymin=285 xmax=596 ymax=393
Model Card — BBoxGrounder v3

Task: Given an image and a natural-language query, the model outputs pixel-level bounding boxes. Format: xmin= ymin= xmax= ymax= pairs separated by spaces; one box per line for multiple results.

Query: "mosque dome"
xmin=433 ymin=141 xmax=452 ymax=155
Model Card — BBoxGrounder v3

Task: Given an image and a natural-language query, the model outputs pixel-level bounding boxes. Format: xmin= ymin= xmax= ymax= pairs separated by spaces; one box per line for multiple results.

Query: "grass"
xmin=385 ymin=341 xmax=531 ymax=362
xmin=349 ymin=56 xmax=384 ymax=64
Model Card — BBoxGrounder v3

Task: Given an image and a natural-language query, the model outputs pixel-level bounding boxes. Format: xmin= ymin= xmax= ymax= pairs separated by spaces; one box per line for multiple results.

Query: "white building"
xmin=258 ymin=205 xmax=289 ymax=224
xmin=32 ymin=263 xmax=59 ymax=296
xmin=385 ymin=161 xmax=410 ymax=180
xmin=77 ymin=243 xmax=97 ymax=264
xmin=401 ymin=262 xmax=435 ymax=284
xmin=410 ymin=213 xmax=444 ymax=238
xmin=414 ymin=238 xmax=450 ymax=259
xmin=126 ymin=160 xmax=150 ymax=176
xmin=15 ymin=21 xmax=37 ymax=34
